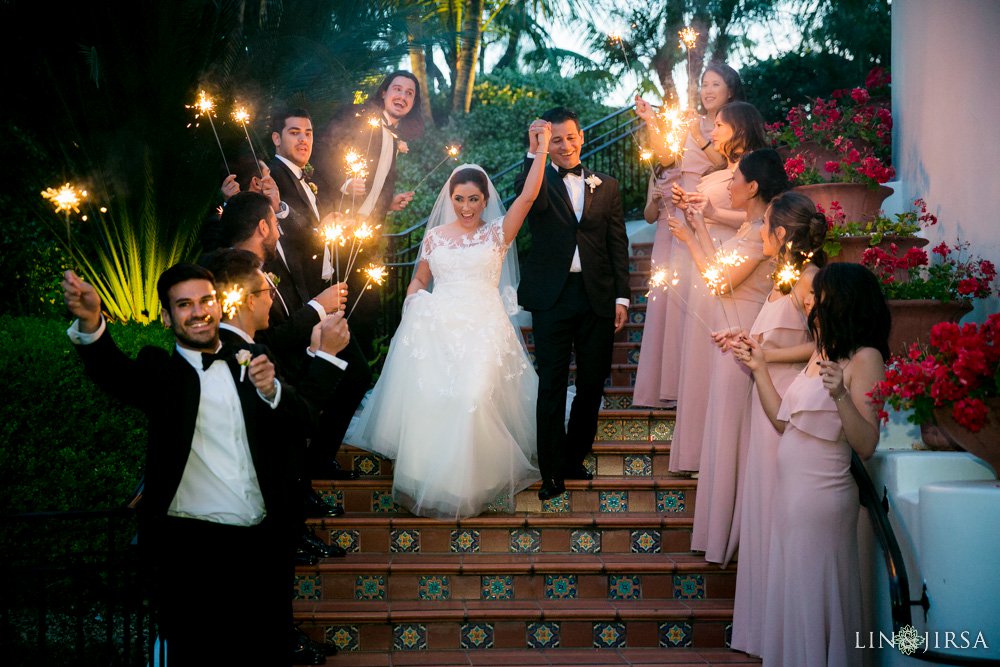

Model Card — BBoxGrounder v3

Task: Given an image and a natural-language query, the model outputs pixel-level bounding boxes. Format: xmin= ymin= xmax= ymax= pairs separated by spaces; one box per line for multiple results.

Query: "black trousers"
xmin=147 ymin=515 xmax=293 ymax=666
xmin=530 ymin=273 xmax=614 ymax=483
xmin=308 ymin=336 xmax=372 ymax=471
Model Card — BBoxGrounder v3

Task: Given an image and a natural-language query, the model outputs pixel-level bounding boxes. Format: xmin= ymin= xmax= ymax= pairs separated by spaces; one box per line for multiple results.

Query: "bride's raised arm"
xmin=502 ymin=121 xmax=551 ymax=244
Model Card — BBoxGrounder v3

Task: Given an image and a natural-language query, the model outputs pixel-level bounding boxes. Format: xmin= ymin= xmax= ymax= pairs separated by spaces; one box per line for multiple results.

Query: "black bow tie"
xmin=201 ymin=344 xmax=234 ymax=371
xmin=557 ymin=164 xmax=583 ymax=178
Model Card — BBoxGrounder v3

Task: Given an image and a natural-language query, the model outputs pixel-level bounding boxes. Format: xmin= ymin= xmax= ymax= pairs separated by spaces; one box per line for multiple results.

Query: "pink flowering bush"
xmin=870 ymin=314 xmax=1000 ymax=432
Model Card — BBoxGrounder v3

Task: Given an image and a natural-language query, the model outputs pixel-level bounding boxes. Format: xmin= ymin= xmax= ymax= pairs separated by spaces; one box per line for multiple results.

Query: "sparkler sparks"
xmin=187 ymin=90 xmax=229 ymax=173
xmin=221 ymin=284 xmax=245 ymax=320
xmin=647 ymin=264 xmax=712 ymax=334
xmin=412 ymin=145 xmax=463 ymax=191
xmin=367 ymin=116 xmax=382 ymax=129
xmin=41 ymin=183 xmax=86 ymax=215
xmin=678 ymin=27 xmax=699 ymax=50
xmin=232 ymin=104 xmax=263 ymax=178
xmin=347 ymin=263 xmax=388 ymax=318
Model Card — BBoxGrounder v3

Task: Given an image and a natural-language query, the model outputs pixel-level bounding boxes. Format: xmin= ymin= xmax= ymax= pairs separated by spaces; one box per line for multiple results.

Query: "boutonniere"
xmin=302 ymin=163 xmax=315 ymax=179
xmin=307 ymin=181 xmax=318 ymax=196
xmin=585 ymin=173 xmax=602 ymax=193
xmin=235 ymin=349 xmax=252 ymax=382
xmin=266 ymin=272 xmax=280 ymax=286
xmin=397 ymin=140 xmax=409 ymax=154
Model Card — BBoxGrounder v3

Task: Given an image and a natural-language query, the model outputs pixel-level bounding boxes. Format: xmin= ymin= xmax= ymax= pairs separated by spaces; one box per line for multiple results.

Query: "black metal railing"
xmin=850 ymin=453 xmax=996 ymax=665
xmin=380 ymin=106 xmax=647 ymax=340
xmin=0 ymin=507 xmax=157 ymax=666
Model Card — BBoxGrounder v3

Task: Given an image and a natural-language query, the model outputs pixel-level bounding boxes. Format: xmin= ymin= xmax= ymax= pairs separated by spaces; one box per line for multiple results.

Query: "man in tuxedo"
xmin=211 ymin=191 xmax=371 ymax=483
xmin=314 ymin=71 xmax=424 ymax=355
xmin=515 ymin=107 xmax=630 ymax=500
xmin=269 ymin=107 xmax=328 ymax=301
xmin=62 ymin=264 xmax=342 ymax=664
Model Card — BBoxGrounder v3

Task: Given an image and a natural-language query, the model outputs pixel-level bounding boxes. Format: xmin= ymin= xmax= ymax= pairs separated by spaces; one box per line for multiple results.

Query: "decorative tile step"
xmin=308 ymin=512 xmax=695 ymax=556
xmin=294 ymin=599 xmax=737 ymax=652
xmin=336 ymin=441 xmax=675 ymax=480
xmin=293 ymin=553 xmax=734 ymax=603
xmin=629 ymin=287 xmax=649 ymax=307
xmin=312 ymin=478 xmax=696 ymax=518
xmin=314 ymin=647 xmax=760 ymax=666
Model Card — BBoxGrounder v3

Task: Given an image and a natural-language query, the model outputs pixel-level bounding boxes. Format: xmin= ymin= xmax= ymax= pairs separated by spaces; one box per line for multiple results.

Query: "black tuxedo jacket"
xmin=515 ymin=159 xmax=630 ymax=316
xmin=269 ymin=157 xmax=327 ymax=299
xmin=315 ymin=105 xmax=399 ymax=223
xmin=73 ymin=331 xmax=328 ymax=531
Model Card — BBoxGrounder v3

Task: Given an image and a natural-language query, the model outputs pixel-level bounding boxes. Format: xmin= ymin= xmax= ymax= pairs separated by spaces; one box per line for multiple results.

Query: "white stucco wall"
xmin=892 ymin=0 xmax=1000 ymax=321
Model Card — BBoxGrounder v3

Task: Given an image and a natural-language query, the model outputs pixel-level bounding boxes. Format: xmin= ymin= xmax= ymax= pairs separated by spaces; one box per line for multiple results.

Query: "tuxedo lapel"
xmin=547 ymin=167 xmax=575 ymax=222
xmin=169 ymin=352 xmax=202 ymax=481
xmin=271 ymin=159 xmax=317 ymax=224
xmin=581 ymin=167 xmax=594 ymax=222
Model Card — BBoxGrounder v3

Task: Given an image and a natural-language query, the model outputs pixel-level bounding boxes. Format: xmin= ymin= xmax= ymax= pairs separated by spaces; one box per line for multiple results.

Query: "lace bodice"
xmin=421 ymin=218 xmax=507 ymax=287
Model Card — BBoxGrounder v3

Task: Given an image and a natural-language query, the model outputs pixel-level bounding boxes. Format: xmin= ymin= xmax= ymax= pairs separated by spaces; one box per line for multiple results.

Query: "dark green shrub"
xmin=0 ymin=316 xmax=173 ymax=513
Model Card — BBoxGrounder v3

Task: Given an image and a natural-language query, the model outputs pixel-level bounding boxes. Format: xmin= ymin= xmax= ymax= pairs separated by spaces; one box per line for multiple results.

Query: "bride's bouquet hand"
xmin=403 ymin=289 xmax=429 ymax=313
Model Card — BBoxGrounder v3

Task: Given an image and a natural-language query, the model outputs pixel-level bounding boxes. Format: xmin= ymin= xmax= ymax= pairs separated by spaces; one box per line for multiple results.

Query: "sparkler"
xmin=232 ymin=104 xmax=264 ymax=179
xmin=648 ymin=265 xmax=714 ymax=335
xmin=346 ymin=263 xmax=388 ymax=319
xmin=221 ymin=284 xmax=245 ymax=320
xmin=41 ymin=182 xmax=87 ymax=245
xmin=338 ymin=149 xmax=369 ymax=213
xmin=343 ymin=222 xmax=380 ymax=280
xmin=705 ymin=244 xmax=749 ymax=331
xmin=411 ymin=145 xmax=462 ymax=191
xmin=773 ymin=242 xmax=815 ymax=295
xmin=188 ymin=90 xmax=230 ymax=174
xmin=678 ymin=27 xmax=700 ymax=109
xmin=364 ymin=114 xmax=382 ymax=159
xmin=322 ymin=221 xmax=348 ymax=282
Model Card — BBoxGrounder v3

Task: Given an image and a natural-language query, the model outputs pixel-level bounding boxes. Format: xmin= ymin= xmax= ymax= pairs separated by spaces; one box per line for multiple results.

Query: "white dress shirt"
xmin=219 ymin=322 xmax=348 ymax=371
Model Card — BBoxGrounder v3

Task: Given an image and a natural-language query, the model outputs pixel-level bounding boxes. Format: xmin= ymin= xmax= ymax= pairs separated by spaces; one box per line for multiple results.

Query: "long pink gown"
xmin=762 ymin=371 xmax=864 ymax=667
xmin=667 ymin=166 xmax=739 ymax=473
xmin=634 ymin=118 xmax=716 ymax=407
xmin=729 ymin=292 xmax=810 ymax=657
xmin=688 ymin=221 xmax=771 ymax=562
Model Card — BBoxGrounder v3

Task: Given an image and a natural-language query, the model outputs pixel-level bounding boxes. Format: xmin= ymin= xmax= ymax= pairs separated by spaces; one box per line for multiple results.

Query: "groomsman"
xmin=515 ymin=107 xmax=630 ymax=500
xmin=314 ymin=70 xmax=424 ymax=354
xmin=62 ymin=264 xmax=340 ymax=664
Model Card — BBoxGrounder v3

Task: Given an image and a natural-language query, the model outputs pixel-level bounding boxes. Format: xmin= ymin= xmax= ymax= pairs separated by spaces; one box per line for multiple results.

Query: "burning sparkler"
xmin=678 ymin=27 xmax=699 ymax=50
xmin=411 ymin=145 xmax=462 ymax=191
xmin=221 ymin=284 xmax=245 ymax=320
xmin=343 ymin=221 xmax=381 ymax=280
xmin=347 ymin=263 xmax=389 ymax=319
xmin=648 ymin=264 xmax=713 ymax=335
xmin=41 ymin=182 xmax=87 ymax=245
xmin=232 ymin=104 xmax=264 ymax=179
xmin=188 ymin=90 xmax=230 ymax=174
xmin=678 ymin=27 xmax=700 ymax=109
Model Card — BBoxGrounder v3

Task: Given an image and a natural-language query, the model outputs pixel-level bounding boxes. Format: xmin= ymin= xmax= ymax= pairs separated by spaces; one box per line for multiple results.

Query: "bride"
xmin=348 ymin=121 xmax=552 ymax=518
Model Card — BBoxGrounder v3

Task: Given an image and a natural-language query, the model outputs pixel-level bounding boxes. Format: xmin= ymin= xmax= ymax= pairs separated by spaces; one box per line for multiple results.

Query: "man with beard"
xmin=63 ymin=264 xmax=341 ymax=665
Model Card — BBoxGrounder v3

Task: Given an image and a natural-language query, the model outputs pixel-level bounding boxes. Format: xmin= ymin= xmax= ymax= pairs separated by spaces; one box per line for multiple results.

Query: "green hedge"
xmin=0 ymin=316 xmax=173 ymax=513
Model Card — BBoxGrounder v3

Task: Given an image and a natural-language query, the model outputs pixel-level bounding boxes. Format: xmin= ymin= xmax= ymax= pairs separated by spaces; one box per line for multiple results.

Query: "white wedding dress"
xmin=348 ymin=217 xmax=540 ymax=519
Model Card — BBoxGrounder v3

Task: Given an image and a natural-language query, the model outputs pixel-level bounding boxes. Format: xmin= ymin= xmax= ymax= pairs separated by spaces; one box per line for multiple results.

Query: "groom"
xmin=516 ymin=107 xmax=630 ymax=500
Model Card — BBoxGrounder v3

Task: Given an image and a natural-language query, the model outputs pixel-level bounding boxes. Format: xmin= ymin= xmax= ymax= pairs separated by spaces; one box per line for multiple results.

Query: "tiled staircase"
xmin=295 ymin=242 xmax=761 ymax=665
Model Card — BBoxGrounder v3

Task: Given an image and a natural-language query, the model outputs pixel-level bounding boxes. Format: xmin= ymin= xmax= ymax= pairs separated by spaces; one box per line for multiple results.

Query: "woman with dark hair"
xmin=735 ymin=262 xmax=889 ymax=666
xmin=663 ymin=103 xmax=768 ymax=476
xmin=348 ymin=123 xmax=553 ymax=519
xmin=728 ymin=191 xmax=829 ymax=657
xmin=668 ymin=147 xmax=789 ymax=563
xmin=632 ymin=62 xmax=746 ymax=410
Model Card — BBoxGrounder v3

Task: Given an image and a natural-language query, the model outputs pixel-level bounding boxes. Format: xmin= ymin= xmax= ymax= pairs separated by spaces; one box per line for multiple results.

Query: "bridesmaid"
xmin=666 ymin=101 xmax=767 ymax=475
xmin=728 ymin=191 xmax=829 ymax=657
xmin=671 ymin=147 xmax=788 ymax=563
xmin=736 ymin=263 xmax=889 ymax=667
xmin=632 ymin=63 xmax=745 ymax=410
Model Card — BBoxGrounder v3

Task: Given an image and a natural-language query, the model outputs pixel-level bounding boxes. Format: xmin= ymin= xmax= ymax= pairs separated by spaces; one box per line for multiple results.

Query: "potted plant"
xmin=769 ymin=67 xmax=895 ymax=221
xmin=824 ymin=197 xmax=938 ymax=269
xmin=862 ymin=240 xmax=998 ymax=355
xmin=870 ymin=314 xmax=1000 ymax=473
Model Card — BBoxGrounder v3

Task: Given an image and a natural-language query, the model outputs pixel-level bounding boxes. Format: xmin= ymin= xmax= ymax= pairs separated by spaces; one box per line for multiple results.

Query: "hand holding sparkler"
xmin=311 ymin=311 xmax=351 ymax=356
xmin=731 ymin=335 xmax=765 ymax=371
xmin=248 ymin=354 xmax=277 ymax=400
xmin=61 ymin=270 xmax=102 ymax=332
xmin=667 ymin=216 xmax=693 ymax=243
xmin=389 ymin=191 xmax=415 ymax=212
xmin=221 ymin=174 xmax=240 ymax=200
xmin=312 ymin=281 xmax=349 ymax=313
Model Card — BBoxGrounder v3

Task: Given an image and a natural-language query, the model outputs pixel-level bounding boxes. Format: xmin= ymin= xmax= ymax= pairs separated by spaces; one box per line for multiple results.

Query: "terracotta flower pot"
xmin=932 ymin=398 xmax=1000 ymax=475
xmin=887 ymin=299 xmax=973 ymax=357
xmin=796 ymin=182 xmax=894 ymax=223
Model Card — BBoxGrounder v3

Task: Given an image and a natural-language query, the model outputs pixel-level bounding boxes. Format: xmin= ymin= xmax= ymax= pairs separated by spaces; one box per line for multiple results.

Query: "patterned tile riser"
xmin=312 ymin=619 xmax=734 ymax=651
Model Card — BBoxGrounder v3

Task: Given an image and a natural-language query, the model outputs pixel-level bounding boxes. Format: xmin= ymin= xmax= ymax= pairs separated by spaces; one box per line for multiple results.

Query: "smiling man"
xmin=515 ymin=106 xmax=630 ymax=501
xmin=62 ymin=263 xmax=334 ymax=664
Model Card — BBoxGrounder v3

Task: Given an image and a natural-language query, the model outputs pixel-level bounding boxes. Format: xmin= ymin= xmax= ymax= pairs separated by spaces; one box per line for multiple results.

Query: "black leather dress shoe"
xmin=537 ymin=479 xmax=566 ymax=501
xmin=301 ymin=528 xmax=347 ymax=559
xmin=313 ymin=460 xmax=358 ymax=480
xmin=563 ymin=464 xmax=594 ymax=481
xmin=294 ymin=546 xmax=319 ymax=566
xmin=290 ymin=638 xmax=326 ymax=665
xmin=295 ymin=628 xmax=339 ymax=657
xmin=304 ymin=489 xmax=345 ymax=518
